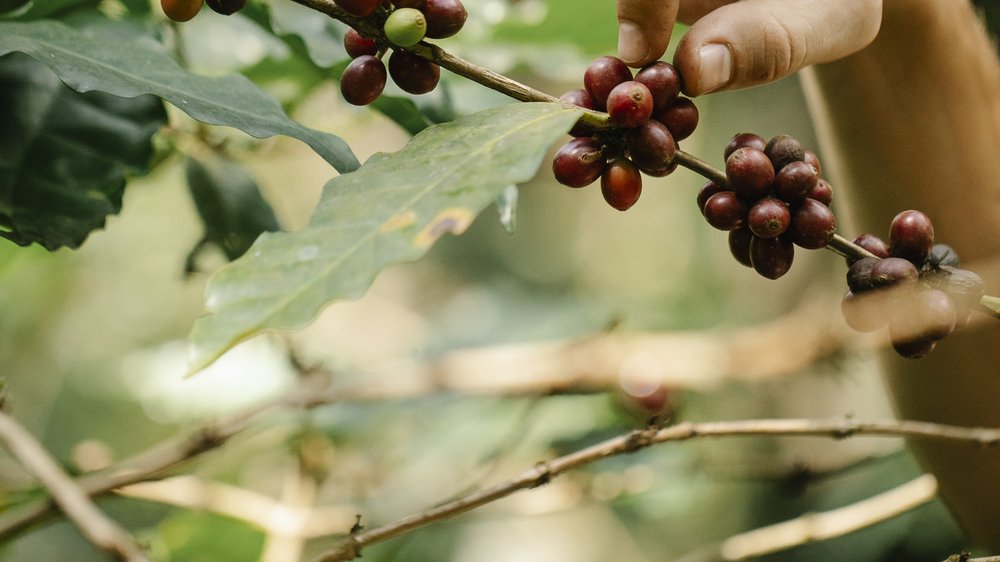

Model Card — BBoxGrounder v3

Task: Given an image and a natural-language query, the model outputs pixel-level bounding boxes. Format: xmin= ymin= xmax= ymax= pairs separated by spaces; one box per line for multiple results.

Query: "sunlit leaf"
xmin=188 ymin=102 xmax=580 ymax=373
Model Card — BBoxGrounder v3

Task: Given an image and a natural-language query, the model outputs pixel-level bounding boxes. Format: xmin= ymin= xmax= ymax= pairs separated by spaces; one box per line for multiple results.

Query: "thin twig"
xmin=0 ymin=410 xmax=151 ymax=561
xmin=312 ymin=417 xmax=1000 ymax=561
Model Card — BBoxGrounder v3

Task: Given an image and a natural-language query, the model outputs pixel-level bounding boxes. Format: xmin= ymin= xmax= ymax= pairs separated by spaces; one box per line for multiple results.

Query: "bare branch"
xmin=0 ymin=410 xmax=151 ymax=562
xmin=312 ymin=418 xmax=1000 ymax=561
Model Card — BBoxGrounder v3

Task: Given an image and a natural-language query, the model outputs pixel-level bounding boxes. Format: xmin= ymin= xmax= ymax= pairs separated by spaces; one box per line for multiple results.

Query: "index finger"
xmin=617 ymin=0 xmax=680 ymax=67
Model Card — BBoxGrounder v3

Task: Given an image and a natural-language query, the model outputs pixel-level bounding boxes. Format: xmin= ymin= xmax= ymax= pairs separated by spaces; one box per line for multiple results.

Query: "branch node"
xmin=623 ymin=427 xmax=657 ymax=453
xmin=528 ymin=462 xmax=552 ymax=488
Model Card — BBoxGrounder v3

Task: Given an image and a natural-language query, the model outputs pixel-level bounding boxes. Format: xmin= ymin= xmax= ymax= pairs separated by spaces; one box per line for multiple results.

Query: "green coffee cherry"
xmin=384 ymin=7 xmax=426 ymax=47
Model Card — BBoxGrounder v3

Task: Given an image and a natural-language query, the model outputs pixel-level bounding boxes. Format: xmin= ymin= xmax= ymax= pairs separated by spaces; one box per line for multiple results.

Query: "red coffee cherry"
xmin=625 ymin=120 xmax=676 ymax=174
xmin=422 ymin=0 xmax=467 ymax=39
xmin=726 ymin=147 xmax=775 ymax=201
xmin=552 ymin=138 xmax=605 ymax=188
xmin=788 ymin=198 xmax=836 ymax=249
xmin=601 ymin=157 xmax=643 ymax=211
xmin=724 ymin=132 xmax=766 ymax=161
xmin=344 ymin=28 xmax=378 ymax=58
xmin=728 ymin=226 xmax=754 ymax=268
xmin=606 ymin=81 xmax=654 ymax=128
xmin=747 ymin=197 xmax=791 ymax=239
xmin=889 ymin=210 xmax=935 ymax=265
xmin=655 ymin=97 xmax=698 ymax=141
xmin=584 ymin=56 xmax=632 ymax=110
xmin=340 ymin=55 xmax=387 ymax=106
xmin=388 ymin=49 xmax=440 ymax=94
xmin=750 ymin=235 xmax=795 ymax=280
xmin=703 ymin=191 xmax=747 ymax=231
xmin=634 ymin=61 xmax=681 ymax=111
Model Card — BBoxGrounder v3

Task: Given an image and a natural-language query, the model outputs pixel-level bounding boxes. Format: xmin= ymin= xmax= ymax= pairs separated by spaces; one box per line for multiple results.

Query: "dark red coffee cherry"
xmin=889 ymin=329 xmax=937 ymax=359
xmin=388 ymin=49 xmax=440 ymax=94
xmin=841 ymin=290 xmax=889 ymax=332
xmin=584 ymin=56 xmax=632 ymax=110
xmin=748 ymin=197 xmax=790 ymax=239
xmin=803 ymin=150 xmax=822 ymax=175
xmin=702 ymin=191 xmax=746 ymax=231
xmin=560 ymin=89 xmax=596 ymax=137
xmin=634 ymin=62 xmax=681 ymax=111
xmin=334 ymin=0 xmax=381 ymax=16
xmin=206 ymin=0 xmax=245 ymax=15
xmin=889 ymin=210 xmax=934 ymax=265
xmin=808 ymin=179 xmax=833 ymax=206
xmin=774 ymin=160 xmax=818 ymax=202
xmin=788 ymin=198 xmax=836 ymax=249
xmin=724 ymin=132 xmax=766 ymax=161
xmin=869 ymin=256 xmax=919 ymax=292
xmin=847 ymin=257 xmax=880 ymax=294
xmin=750 ymin=235 xmax=795 ymax=280
xmin=851 ymin=234 xmax=891 ymax=262
xmin=552 ymin=138 xmax=605 ymax=188
xmin=625 ymin=120 xmax=675 ymax=174
xmin=340 ymin=55 xmax=387 ymax=106
xmin=344 ymin=28 xmax=378 ymax=58
xmin=726 ymin=147 xmax=775 ymax=201
xmin=655 ymin=97 xmax=698 ymax=141
xmin=697 ymin=181 xmax=725 ymax=215
xmin=422 ymin=0 xmax=467 ymax=39
xmin=728 ymin=226 xmax=754 ymax=268
xmin=764 ymin=134 xmax=805 ymax=172
xmin=606 ymin=81 xmax=654 ymax=128
xmin=601 ymin=157 xmax=642 ymax=211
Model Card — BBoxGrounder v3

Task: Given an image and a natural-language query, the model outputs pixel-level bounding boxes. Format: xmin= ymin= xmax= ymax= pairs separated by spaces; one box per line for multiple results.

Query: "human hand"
xmin=616 ymin=0 xmax=883 ymax=95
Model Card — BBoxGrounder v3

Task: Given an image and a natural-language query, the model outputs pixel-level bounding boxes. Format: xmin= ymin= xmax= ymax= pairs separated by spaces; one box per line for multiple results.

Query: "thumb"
xmin=616 ymin=0 xmax=680 ymax=67
xmin=674 ymin=0 xmax=882 ymax=95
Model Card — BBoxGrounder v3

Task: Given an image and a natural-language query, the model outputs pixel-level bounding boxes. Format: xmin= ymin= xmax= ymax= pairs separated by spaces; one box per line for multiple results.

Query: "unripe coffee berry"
xmin=384 ymin=7 xmax=427 ymax=47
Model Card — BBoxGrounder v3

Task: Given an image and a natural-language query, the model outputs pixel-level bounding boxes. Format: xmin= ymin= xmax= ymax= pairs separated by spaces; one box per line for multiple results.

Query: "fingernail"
xmin=618 ymin=20 xmax=648 ymax=65
xmin=699 ymin=44 xmax=732 ymax=93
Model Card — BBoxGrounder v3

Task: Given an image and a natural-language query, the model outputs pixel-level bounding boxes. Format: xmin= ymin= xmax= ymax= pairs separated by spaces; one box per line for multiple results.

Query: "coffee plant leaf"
xmin=0 ymin=53 xmax=165 ymax=249
xmin=187 ymin=102 xmax=581 ymax=373
xmin=0 ymin=18 xmax=360 ymax=173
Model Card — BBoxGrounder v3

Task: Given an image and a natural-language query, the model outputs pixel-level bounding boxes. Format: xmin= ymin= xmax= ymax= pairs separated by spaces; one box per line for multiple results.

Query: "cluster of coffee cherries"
xmin=337 ymin=0 xmax=467 ymax=106
xmin=841 ymin=211 xmax=985 ymax=358
xmin=160 ymin=0 xmax=245 ymax=22
xmin=697 ymin=133 xmax=836 ymax=280
xmin=552 ymin=56 xmax=699 ymax=211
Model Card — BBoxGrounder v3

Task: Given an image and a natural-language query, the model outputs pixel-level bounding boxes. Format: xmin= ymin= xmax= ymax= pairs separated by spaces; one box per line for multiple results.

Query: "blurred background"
xmin=0 ymin=0 xmax=971 ymax=560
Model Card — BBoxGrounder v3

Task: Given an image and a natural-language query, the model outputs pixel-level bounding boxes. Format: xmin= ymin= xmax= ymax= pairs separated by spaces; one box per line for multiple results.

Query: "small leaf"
xmin=495 ymin=185 xmax=518 ymax=235
xmin=188 ymin=102 xmax=580 ymax=373
xmin=0 ymin=18 xmax=359 ymax=172
xmin=0 ymin=53 xmax=165 ymax=249
xmin=980 ymin=295 xmax=1000 ymax=318
xmin=185 ymin=156 xmax=281 ymax=263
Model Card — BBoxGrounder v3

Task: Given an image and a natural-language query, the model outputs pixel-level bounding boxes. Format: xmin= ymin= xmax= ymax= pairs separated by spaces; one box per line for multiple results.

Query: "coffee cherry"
xmin=606 ymin=81 xmax=654 ymax=128
xmin=422 ymin=0 xmax=467 ymax=38
xmin=890 ymin=329 xmax=936 ymax=359
xmin=924 ymin=243 xmax=961 ymax=270
xmin=748 ymin=197 xmax=790 ymax=239
xmin=728 ymin=226 xmax=754 ymax=268
xmin=552 ymin=138 xmax=605 ymax=188
xmin=750 ymin=235 xmax=794 ymax=280
xmin=912 ymin=289 xmax=958 ymax=341
xmin=655 ymin=97 xmax=698 ymax=141
xmin=703 ymin=191 xmax=746 ymax=231
xmin=803 ymin=150 xmax=822 ymax=175
xmin=774 ymin=160 xmax=818 ymax=202
xmin=205 ymin=0 xmax=244 ymax=15
xmin=847 ymin=257 xmax=880 ymax=294
xmin=869 ymin=257 xmax=919 ymax=292
xmin=634 ymin=62 xmax=681 ymax=111
xmin=584 ymin=56 xmax=632 ymax=110
xmin=697 ymin=181 xmax=725 ymax=214
xmin=924 ymin=267 xmax=985 ymax=320
xmin=808 ymin=179 xmax=833 ymax=206
xmin=601 ymin=157 xmax=642 ymax=211
xmin=889 ymin=210 xmax=934 ymax=265
xmin=560 ymin=88 xmax=595 ymax=110
xmin=788 ymin=198 xmax=836 ymax=249
xmin=841 ymin=290 xmax=888 ymax=332
xmin=724 ymin=132 xmax=766 ymax=161
xmin=384 ymin=7 xmax=427 ymax=47
xmin=161 ymin=0 xmax=202 ymax=21
xmin=764 ymin=134 xmax=804 ymax=172
xmin=344 ymin=28 xmax=378 ymax=58
xmin=334 ymin=0 xmax=382 ymax=16
xmin=726 ymin=147 xmax=774 ymax=201
xmin=625 ymin=120 xmax=675 ymax=174
xmin=851 ymin=234 xmax=890 ymax=261
xmin=340 ymin=55 xmax=387 ymax=106
xmin=388 ymin=49 xmax=440 ymax=94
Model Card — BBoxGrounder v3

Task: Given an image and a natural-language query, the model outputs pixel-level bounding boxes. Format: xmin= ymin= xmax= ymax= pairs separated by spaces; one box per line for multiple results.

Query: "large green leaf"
xmin=0 ymin=53 xmax=165 ymax=249
xmin=188 ymin=102 xmax=580 ymax=372
xmin=0 ymin=18 xmax=359 ymax=173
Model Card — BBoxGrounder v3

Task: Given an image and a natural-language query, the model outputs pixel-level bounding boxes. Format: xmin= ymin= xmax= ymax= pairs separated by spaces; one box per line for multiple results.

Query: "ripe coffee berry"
xmin=774 ymin=160 xmax=818 ymax=202
xmin=747 ymin=197 xmax=790 ymax=239
xmin=205 ymin=0 xmax=244 ymax=15
xmin=912 ymin=289 xmax=958 ymax=341
xmin=803 ymin=150 xmax=822 ymax=175
xmin=334 ymin=0 xmax=381 ymax=16
xmin=723 ymin=132 xmax=766 ymax=161
xmin=703 ymin=191 xmax=746 ymax=231
xmin=625 ymin=120 xmax=675 ymax=174
xmin=606 ymin=81 xmax=654 ymax=128
xmin=422 ymin=0 xmax=468 ymax=39
xmin=344 ymin=29 xmax=378 ymax=58
xmin=552 ymin=138 xmax=605 ymax=188
xmin=869 ymin=257 xmax=919 ymax=292
xmin=847 ymin=257 xmax=881 ymax=294
xmin=726 ymin=147 xmax=774 ymax=201
xmin=788 ymin=198 xmax=836 ymax=249
xmin=384 ymin=7 xmax=427 ymax=47
xmin=851 ymin=234 xmax=890 ymax=261
xmin=584 ymin=56 xmax=632 ymax=110
xmin=889 ymin=210 xmax=935 ymax=265
xmin=697 ymin=181 xmax=725 ymax=215
xmin=601 ymin=157 xmax=642 ymax=211
xmin=764 ymin=134 xmax=805 ymax=171
xmin=161 ymin=0 xmax=202 ymax=21
xmin=655 ymin=98 xmax=698 ymax=141
xmin=807 ymin=179 xmax=833 ymax=206
xmin=340 ymin=55 xmax=387 ymax=106
xmin=750 ymin=235 xmax=795 ymax=280
xmin=388 ymin=49 xmax=440 ymax=94
xmin=634 ymin=62 xmax=681 ymax=111
xmin=728 ymin=227 xmax=754 ymax=268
